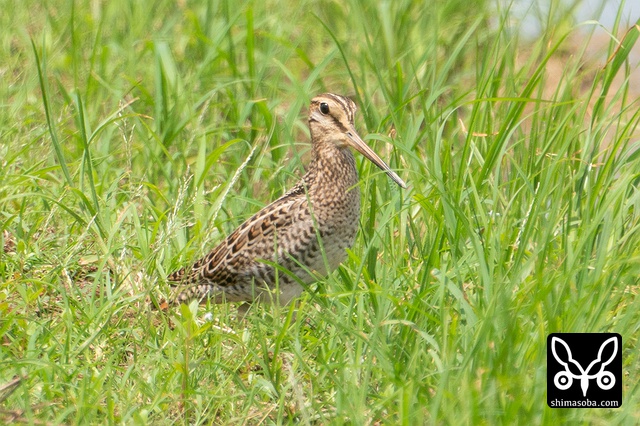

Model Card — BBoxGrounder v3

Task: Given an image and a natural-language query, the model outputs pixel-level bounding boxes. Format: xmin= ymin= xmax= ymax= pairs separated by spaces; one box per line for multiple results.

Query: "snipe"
xmin=168 ymin=93 xmax=406 ymax=307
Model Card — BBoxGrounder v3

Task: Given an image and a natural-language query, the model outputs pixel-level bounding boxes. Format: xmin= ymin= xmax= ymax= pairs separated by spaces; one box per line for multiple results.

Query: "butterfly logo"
xmin=551 ymin=336 xmax=617 ymax=397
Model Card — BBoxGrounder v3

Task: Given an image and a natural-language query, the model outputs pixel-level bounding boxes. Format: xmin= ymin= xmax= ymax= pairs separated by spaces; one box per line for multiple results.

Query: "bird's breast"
xmin=307 ymin=183 xmax=360 ymax=274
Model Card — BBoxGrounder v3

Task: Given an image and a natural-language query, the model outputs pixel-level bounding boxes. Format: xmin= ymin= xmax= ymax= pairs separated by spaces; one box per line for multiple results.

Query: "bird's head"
xmin=308 ymin=93 xmax=406 ymax=188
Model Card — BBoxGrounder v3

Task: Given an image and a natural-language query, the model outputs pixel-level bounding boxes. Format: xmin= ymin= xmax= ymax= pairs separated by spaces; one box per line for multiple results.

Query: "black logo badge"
xmin=547 ymin=333 xmax=622 ymax=408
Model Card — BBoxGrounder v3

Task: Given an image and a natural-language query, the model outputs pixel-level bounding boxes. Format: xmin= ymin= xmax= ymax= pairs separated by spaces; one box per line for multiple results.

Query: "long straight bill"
xmin=346 ymin=127 xmax=407 ymax=189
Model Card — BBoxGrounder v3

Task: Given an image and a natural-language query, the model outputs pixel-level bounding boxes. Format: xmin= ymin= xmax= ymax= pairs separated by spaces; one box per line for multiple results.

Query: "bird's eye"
xmin=320 ymin=102 xmax=330 ymax=114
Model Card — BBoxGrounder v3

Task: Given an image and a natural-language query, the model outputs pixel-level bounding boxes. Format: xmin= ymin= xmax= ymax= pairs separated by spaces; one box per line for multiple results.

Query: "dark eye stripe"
xmin=321 ymin=93 xmax=356 ymax=124
xmin=333 ymin=118 xmax=349 ymax=133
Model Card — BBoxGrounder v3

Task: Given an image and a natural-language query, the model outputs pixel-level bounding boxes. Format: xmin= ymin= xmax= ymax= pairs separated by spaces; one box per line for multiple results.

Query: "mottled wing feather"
xmin=168 ymin=187 xmax=315 ymax=302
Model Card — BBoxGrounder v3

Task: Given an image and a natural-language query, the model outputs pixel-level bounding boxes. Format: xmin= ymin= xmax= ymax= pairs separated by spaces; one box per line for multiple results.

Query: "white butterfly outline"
xmin=551 ymin=336 xmax=618 ymax=397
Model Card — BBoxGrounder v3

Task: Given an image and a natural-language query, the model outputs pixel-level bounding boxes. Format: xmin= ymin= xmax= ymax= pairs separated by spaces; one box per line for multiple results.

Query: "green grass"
xmin=1 ymin=0 xmax=639 ymax=424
